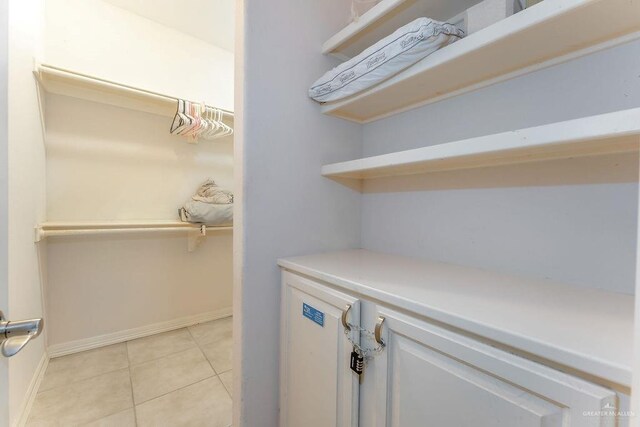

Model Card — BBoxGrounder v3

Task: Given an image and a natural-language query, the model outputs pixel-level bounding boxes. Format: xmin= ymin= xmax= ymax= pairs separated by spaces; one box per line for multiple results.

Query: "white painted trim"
xmin=13 ymin=351 xmax=49 ymax=427
xmin=232 ymin=1 xmax=244 ymax=425
xmin=47 ymin=308 xmax=232 ymax=358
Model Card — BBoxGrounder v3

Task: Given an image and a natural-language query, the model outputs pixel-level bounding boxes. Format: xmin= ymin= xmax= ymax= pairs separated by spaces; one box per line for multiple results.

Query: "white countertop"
xmin=278 ymin=249 xmax=634 ymax=387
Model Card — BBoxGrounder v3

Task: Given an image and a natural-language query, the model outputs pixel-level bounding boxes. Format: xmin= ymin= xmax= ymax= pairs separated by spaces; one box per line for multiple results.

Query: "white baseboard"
xmin=47 ymin=307 xmax=232 ymax=358
xmin=14 ymin=351 xmax=49 ymax=427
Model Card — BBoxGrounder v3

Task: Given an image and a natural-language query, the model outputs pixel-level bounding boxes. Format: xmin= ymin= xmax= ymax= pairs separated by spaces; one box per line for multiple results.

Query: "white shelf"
xmin=323 ymin=0 xmax=480 ymax=59
xmin=279 ymin=249 xmax=634 ymax=387
xmin=34 ymin=63 xmax=234 ymax=123
xmin=321 ymin=0 xmax=640 ymax=123
xmin=35 ymin=221 xmax=232 ymax=251
xmin=322 ymin=108 xmax=640 ymax=181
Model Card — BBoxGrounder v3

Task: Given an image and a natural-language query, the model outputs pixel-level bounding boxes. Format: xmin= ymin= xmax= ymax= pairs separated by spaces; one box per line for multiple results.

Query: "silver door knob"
xmin=0 ymin=311 xmax=44 ymax=357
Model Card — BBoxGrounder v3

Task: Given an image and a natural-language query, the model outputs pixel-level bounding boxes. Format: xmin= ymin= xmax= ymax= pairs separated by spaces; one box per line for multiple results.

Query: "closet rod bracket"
xmin=34 ymin=226 xmax=44 ymax=243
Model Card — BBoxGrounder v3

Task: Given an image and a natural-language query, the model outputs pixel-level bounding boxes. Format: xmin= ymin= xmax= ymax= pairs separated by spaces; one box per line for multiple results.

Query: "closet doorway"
xmin=25 ymin=0 xmax=236 ymax=425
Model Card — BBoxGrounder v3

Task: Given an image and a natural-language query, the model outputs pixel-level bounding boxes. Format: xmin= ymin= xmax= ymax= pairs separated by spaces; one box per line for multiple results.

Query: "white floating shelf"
xmin=34 ymin=63 xmax=234 ymax=123
xmin=279 ymin=249 xmax=634 ymax=386
xmin=322 ymin=108 xmax=640 ymax=181
xmin=35 ymin=221 xmax=232 ymax=251
xmin=323 ymin=0 xmax=480 ymax=59
xmin=321 ymin=0 xmax=640 ymax=123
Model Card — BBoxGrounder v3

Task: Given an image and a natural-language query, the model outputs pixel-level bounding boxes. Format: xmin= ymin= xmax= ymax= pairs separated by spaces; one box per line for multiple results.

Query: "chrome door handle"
xmin=374 ymin=316 xmax=385 ymax=347
xmin=0 ymin=311 xmax=44 ymax=357
xmin=341 ymin=304 xmax=352 ymax=332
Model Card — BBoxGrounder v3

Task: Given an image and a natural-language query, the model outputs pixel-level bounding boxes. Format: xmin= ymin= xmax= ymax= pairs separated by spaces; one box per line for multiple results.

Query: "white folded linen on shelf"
xmin=309 ymin=17 xmax=464 ymax=103
xmin=179 ymin=202 xmax=233 ymax=226
xmin=180 ymin=178 xmax=234 ymax=225
xmin=192 ymin=179 xmax=234 ymax=204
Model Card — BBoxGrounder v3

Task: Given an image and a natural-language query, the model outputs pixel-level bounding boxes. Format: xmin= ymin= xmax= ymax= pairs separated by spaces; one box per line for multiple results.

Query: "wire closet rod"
xmin=34 ymin=63 xmax=234 ymax=118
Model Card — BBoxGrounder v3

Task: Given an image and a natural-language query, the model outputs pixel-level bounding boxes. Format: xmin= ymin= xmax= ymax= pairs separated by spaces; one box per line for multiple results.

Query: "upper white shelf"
xmin=323 ymin=0 xmax=481 ymax=59
xmin=33 ymin=63 xmax=234 ymax=123
xmin=321 ymin=0 xmax=640 ymax=123
xmin=279 ymin=249 xmax=634 ymax=387
xmin=322 ymin=108 xmax=640 ymax=181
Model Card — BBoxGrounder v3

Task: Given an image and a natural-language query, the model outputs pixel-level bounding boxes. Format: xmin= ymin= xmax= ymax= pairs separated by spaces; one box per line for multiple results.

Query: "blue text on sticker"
xmin=302 ymin=302 xmax=324 ymax=327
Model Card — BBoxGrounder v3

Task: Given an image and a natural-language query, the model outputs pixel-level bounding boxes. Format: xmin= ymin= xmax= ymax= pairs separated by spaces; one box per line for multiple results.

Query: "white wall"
xmin=634 ymin=188 xmax=640 ymax=423
xmin=45 ymin=96 xmax=234 ymax=221
xmin=102 ymin=0 xmax=235 ymax=53
xmin=42 ymin=0 xmax=234 ymax=349
xmin=7 ymin=0 xmax=47 ymax=424
xmin=361 ymin=38 xmax=640 ymax=294
xmin=43 ymin=95 xmax=234 ymax=348
xmin=0 ymin=1 xmax=8 ymax=424
xmin=45 ymin=0 xmax=234 ymax=110
xmin=236 ymin=0 xmax=362 ymax=424
xmin=45 ymin=231 xmax=233 ymax=346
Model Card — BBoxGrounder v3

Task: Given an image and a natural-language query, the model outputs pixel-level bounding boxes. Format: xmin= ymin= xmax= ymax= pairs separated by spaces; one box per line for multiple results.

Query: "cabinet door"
xmin=280 ymin=271 xmax=360 ymax=427
xmin=373 ymin=307 xmax=617 ymax=427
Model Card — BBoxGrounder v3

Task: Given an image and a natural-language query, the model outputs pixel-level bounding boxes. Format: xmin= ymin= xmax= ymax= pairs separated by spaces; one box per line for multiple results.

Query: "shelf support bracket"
xmin=187 ymin=225 xmax=207 ymax=252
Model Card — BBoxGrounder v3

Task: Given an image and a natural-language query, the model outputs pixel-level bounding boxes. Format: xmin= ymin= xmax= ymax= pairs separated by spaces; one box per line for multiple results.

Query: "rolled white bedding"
xmin=309 ymin=17 xmax=464 ymax=103
xmin=179 ymin=201 xmax=233 ymax=226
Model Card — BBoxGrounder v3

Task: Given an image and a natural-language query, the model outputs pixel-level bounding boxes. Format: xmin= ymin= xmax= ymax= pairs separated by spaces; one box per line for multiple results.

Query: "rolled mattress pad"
xmin=180 ymin=201 xmax=233 ymax=226
xmin=309 ymin=17 xmax=464 ymax=103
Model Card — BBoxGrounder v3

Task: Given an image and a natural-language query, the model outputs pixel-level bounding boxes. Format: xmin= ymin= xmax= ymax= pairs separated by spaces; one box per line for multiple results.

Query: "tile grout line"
xmin=126 ymin=341 xmax=139 ymax=427
xmin=130 ymin=353 xmax=216 ymax=406
xmin=188 ymin=320 xmax=233 ymax=399
xmin=32 ymin=321 xmax=232 ymax=426
xmin=187 ymin=322 xmax=233 ymax=398
xmin=127 ymin=328 xmax=201 ymax=367
xmin=36 ymin=346 xmax=130 ymax=395
xmin=220 ymin=376 xmax=232 ymax=399
xmin=134 ymin=375 xmax=218 ymax=408
xmin=187 ymin=325 xmax=222 ymax=376
xmin=216 ymin=368 xmax=233 ymax=397
xmin=40 ymin=327 xmax=201 ymax=395
xmin=187 ymin=320 xmax=233 ymax=401
xmin=130 ymin=325 xmax=222 ymax=406
xmin=128 ymin=343 xmax=200 ymax=368
xmin=38 ymin=366 xmax=130 ymax=394
xmin=36 ymin=336 xmax=196 ymax=394
xmin=43 ymin=367 xmax=134 ymax=426
xmin=191 ymin=319 xmax=233 ymax=398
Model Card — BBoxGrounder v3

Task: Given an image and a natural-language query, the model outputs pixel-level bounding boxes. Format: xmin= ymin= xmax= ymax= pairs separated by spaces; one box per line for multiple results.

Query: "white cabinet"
xmin=279 ymin=266 xmax=625 ymax=427
xmin=372 ymin=307 xmax=617 ymax=427
xmin=280 ymin=271 xmax=361 ymax=427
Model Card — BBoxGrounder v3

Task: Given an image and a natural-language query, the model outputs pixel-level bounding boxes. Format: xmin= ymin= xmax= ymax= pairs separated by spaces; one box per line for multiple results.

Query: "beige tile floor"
xmin=27 ymin=317 xmax=233 ymax=427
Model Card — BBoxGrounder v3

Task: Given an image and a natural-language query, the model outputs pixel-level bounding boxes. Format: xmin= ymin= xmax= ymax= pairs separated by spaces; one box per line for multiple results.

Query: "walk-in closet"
xmin=2 ymin=0 xmax=235 ymax=425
